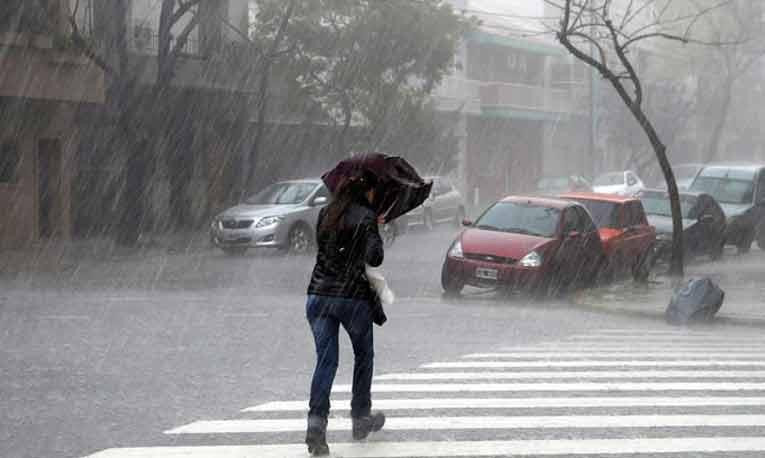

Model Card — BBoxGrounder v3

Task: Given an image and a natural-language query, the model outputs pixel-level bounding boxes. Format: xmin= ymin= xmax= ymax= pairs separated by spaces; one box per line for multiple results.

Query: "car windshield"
xmin=475 ymin=201 xmax=560 ymax=238
xmin=639 ymin=193 xmax=697 ymax=218
xmin=245 ymin=182 xmax=317 ymax=205
xmin=573 ymin=200 xmax=620 ymax=229
xmin=594 ymin=172 xmax=624 ymax=186
xmin=690 ymin=177 xmax=754 ymax=205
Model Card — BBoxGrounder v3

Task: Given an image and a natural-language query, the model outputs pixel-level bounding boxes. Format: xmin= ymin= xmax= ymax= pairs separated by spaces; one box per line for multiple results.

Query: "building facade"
xmin=0 ymin=0 xmax=105 ymax=248
xmin=432 ymin=13 xmax=591 ymax=211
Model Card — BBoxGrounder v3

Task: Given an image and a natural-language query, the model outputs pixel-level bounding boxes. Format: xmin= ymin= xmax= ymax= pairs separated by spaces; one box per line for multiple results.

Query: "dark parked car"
xmin=405 ymin=176 xmax=465 ymax=230
xmin=689 ymin=162 xmax=765 ymax=253
xmin=637 ymin=189 xmax=726 ymax=261
xmin=441 ymin=196 xmax=606 ymax=296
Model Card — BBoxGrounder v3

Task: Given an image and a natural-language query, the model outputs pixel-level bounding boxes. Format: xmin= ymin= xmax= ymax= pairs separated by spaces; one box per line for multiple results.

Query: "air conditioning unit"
xmin=133 ymin=25 xmax=152 ymax=51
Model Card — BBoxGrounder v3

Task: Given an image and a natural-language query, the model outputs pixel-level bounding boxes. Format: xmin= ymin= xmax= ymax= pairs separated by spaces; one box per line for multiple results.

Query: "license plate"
xmin=223 ymin=231 xmax=247 ymax=241
xmin=475 ymin=267 xmax=498 ymax=281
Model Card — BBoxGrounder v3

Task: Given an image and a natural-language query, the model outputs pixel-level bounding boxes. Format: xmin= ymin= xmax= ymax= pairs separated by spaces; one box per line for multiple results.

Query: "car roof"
xmin=701 ymin=162 xmax=765 ymax=171
xmin=638 ymin=188 xmax=707 ymax=200
xmin=500 ymin=195 xmax=577 ymax=210
xmin=559 ymin=192 xmax=637 ymax=204
xmin=277 ymin=178 xmax=323 ymax=185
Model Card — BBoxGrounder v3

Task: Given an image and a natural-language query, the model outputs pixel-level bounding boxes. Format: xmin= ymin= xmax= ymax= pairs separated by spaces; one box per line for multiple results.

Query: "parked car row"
xmin=441 ymin=161 xmax=765 ymax=298
xmin=209 ymin=175 xmax=466 ymax=255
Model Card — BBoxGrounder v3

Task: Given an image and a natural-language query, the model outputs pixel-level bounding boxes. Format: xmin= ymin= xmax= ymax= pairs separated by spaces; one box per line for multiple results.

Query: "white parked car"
xmin=592 ymin=170 xmax=645 ymax=196
xmin=403 ymin=176 xmax=465 ymax=230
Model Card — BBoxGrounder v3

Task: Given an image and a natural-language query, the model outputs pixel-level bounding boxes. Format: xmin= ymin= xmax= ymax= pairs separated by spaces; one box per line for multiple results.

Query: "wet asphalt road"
xmin=2 ymin=226 xmax=765 ymax=458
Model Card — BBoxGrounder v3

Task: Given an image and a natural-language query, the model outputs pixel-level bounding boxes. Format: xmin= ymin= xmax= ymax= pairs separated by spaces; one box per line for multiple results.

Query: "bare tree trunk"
xmin=337 ymin=97 xmax=353 ymax=155
xmin=611 ymin=79 xmax=684 ymax=276
xmin=556 ymin=6 xmax=685 ymax=275
xmin=242 ymin=0 xmax=296 ymax=198
xmin=705 ymin=75 xmax=734 ymax=162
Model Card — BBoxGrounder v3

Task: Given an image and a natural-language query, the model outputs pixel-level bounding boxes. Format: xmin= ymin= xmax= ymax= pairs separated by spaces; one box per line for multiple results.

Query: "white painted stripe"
xmin=464 ymin=352 xmax=765 ymax=358
xmin=376 ymin=370 xmax=765 ymax=380
xmin=583 ymin=330 xmax=729 ymax=335
xmin=83 ymin=437 xmax=765 ymax=457
xmin=424 ymin=360 xmax=765 ymax=368
xmin=332 ymin=382 xmax=765 ymax=393
xmin=167 ymin=414 xmax=765 ymax=434
xmin=243 ymin=396 xmax=765 ymax=412
xmin=502 ymin=345 xmax=765 ymax=351
xmin=567 ymin=336 xmax=765 ymax=342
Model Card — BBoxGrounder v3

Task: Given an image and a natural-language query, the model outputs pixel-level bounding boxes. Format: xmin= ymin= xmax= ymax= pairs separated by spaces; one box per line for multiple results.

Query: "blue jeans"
xmin=306 ymin=294 xmax=374 ymax=419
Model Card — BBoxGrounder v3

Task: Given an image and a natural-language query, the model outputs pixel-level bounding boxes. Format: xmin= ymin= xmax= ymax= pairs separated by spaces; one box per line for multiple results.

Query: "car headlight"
xmin=448 ymin=239 xmax=464 ymax=258
xmin=519 ymin=251 xmax=542 ymax=268
xmin=255 ymin=216 xmax=283 ymax=228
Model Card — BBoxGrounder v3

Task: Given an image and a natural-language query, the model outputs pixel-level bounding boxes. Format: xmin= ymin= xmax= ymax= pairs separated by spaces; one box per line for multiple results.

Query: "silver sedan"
xmin=210 ymin=179 xmax=329 ymax=255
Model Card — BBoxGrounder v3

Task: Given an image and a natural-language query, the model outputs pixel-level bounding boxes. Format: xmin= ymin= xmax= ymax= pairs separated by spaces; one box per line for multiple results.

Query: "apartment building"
xmin=434 ymin=0 xmax=591 ymax=209
xmin=0 ymin=0 xmax=105 ymax=248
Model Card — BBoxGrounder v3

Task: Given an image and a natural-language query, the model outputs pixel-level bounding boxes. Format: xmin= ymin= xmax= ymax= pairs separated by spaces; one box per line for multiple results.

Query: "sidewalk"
xmin=574 ymin=249 xmax=765 ymax=326
xmin=0 ymin=231 xmax=211 ymax=275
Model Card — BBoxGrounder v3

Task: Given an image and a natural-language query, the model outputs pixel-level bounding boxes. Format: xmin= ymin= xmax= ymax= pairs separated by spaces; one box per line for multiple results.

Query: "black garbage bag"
xmin=665 ymin=277 xmax=725 ymax=326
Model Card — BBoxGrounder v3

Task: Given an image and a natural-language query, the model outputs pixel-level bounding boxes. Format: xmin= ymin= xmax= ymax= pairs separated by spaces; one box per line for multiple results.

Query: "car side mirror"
xmin=462 ymin=219 xmax=473 ymax=227
xmin=312 ymin=196 xmax=328 ymax=206
xmin=699 ymin=214 xmax=714 ymax=224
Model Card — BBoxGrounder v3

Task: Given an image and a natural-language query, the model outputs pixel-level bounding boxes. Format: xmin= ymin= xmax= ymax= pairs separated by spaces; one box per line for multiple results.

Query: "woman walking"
xmin=305 ymin=172 xmax=386 ymax=456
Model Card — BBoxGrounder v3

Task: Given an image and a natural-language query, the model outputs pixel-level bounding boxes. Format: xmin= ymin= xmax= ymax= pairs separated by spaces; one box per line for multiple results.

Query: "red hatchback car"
xmin=559 ymin=192 xmax=656 ymax=280
xmin=441 ymin=196 xmax=606 ymax=296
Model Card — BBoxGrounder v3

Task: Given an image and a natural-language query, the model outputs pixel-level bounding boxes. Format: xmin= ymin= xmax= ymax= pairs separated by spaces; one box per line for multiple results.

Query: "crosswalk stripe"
xmin=82 ymin=437 xmax=765 ymax=457
xmin=424 ymin=360 xmax=765 ymax=368
xmin=242 ymin=396 xmax=765 ymax=412
xmin=375 ymin=370 xmax=765 ymax=380
xmin=581 ymin=330 xmax=735 ymax=335
xmin=333 ymin=382 xmax=765 ymax=393
xmin=167 ymin=414 xmax=765 ymax=434
xmin=502 ymin=345 xmax=765 ymax=350
xmin=464 ymin=352 xmax=765 ymax=358
xmin=567 ymin=336 xmax=765 ymax=342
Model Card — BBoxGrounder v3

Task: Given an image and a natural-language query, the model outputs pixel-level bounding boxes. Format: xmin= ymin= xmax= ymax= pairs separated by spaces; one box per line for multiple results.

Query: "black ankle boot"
xmin=305 ymin=416 xmax=329 ymax=456
xmin=352 ymin=411 xmax=385 ymax=440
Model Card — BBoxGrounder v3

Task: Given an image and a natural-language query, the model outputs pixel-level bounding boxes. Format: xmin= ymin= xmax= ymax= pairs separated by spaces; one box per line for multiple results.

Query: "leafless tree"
xmin=688 ymin=0 xmax=765 ymax=162
xmin=547 ymin=0 xmax=733 ymax=276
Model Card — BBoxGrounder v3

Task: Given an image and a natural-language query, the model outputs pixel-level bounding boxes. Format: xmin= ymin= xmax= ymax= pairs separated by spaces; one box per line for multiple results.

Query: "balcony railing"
xmin=479 ymin=81 xmax=578 ymax=114
xmin=130 ymin=25 xmax=200 ymax=56
xmin=433 ymin=76 xmax=586 ymax=115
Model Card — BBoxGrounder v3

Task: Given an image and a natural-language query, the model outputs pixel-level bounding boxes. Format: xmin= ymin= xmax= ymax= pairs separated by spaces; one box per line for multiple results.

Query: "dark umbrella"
xmin=322 ymin=153 xmax=433 ymax=221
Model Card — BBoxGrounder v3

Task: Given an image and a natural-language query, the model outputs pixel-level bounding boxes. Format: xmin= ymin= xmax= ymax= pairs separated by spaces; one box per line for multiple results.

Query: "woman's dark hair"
xmin=321 ymin=172 xmax=378 ymax=231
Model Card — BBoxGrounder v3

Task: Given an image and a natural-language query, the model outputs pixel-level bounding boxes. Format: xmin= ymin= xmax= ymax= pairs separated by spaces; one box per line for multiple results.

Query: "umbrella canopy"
xmin=322 ymin=153 xmax=433 ymax=221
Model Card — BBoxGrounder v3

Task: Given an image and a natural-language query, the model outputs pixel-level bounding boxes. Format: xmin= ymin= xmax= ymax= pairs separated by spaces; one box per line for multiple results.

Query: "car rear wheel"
xmin=737 ymin=230 xmax=753 ymax=254
xmin=287 ymin=223 xmax=313 ymax=255
xmin=710 ymin=238 xmax=725 ymax=260
xmin=632 ymin=248 xmax=654 ymax=282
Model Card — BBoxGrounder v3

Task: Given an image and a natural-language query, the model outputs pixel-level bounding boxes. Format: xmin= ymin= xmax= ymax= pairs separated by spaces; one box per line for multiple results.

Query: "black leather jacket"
xmin=307 ymin=202 xmax=384 ymax=302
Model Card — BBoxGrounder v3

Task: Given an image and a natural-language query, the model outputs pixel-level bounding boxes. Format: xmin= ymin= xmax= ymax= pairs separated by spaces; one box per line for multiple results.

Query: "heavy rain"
xmin=2 ymin=1 xmax=765 ymax=457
